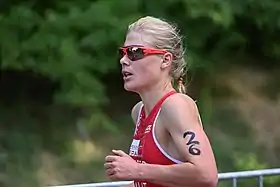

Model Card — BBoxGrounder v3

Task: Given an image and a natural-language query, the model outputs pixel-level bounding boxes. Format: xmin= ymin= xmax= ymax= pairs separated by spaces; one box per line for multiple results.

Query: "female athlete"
xmin=104 ymin=16 xmax=218 ymax=187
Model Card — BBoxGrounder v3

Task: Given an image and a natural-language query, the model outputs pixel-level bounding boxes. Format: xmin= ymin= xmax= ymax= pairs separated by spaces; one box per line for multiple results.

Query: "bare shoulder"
xmin=161 ymin=93 xmax=199 ymax=117
xmin=131 ymin=101 xmax=143 ymax=124
xmin=160 ymin=93 xmax=202 ymax=131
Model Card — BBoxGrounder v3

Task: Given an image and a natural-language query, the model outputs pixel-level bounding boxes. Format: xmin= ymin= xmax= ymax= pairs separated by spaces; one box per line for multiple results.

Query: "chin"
xmin=124 ymin=82 xmax=141 ymax=93
xmin=124 ymin=84 xmax=137 ymax=92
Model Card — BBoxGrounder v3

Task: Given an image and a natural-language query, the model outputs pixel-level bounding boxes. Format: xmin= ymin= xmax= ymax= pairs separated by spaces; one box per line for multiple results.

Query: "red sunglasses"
xmin=119 ymin=45 xmax=167 ymax=61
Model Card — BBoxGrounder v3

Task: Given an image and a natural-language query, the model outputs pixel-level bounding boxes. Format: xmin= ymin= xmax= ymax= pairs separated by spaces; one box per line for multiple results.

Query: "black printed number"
xmin=183 ymin=131 xmax=201 ymax=155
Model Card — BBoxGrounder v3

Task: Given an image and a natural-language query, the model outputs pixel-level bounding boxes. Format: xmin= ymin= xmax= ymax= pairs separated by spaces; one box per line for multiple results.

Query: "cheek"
xmin=138 ymin=66 xmax=151 ymax=78
xmin=134 ymin=62 xmax=159 ymax=82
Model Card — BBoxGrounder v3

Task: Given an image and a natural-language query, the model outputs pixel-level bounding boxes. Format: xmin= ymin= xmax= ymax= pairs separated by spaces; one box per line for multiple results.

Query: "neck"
xmin=138 ymin=80 xmax=175 ymax=116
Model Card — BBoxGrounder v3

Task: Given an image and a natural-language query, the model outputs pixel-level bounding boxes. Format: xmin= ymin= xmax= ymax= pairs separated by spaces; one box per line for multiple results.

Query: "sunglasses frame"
xmin=119 ymin=45 xmax=167 ymax=61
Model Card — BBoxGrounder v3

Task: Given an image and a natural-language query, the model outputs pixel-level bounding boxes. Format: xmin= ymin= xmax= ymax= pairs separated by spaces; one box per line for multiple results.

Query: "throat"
xmin=140 ymin=89 xmax=176 ymax=118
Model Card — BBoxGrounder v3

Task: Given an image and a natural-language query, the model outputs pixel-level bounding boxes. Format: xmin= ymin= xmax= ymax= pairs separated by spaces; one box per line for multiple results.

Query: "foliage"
xmin=1 ymin=0 xmax=280 ymax=186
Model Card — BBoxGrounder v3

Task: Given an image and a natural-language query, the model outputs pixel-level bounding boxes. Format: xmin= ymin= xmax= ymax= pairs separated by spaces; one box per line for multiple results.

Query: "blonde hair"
xmin=127 ymin=16 xmax=187 ymax=94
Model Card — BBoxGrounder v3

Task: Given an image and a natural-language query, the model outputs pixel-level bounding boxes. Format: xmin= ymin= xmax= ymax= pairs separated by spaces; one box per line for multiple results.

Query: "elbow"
xmin=199 ymin=169 xmax=218 ymax=187
xmin=202 ymin=176 xmax=218 ymax=187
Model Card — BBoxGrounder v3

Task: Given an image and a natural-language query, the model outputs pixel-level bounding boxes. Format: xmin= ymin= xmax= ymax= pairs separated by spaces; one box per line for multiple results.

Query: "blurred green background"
xmin=0 ymin=0 xmax=280 ymax=187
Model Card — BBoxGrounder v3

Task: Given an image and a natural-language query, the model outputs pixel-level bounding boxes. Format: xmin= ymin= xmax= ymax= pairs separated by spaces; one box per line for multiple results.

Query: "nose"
xmin=120 ymin=55 xmax=130 ymax=66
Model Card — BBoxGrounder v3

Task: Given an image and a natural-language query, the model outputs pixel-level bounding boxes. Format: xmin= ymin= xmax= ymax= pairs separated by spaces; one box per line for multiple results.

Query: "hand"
xmin=104 ymin=149 xmax=139 ymax=181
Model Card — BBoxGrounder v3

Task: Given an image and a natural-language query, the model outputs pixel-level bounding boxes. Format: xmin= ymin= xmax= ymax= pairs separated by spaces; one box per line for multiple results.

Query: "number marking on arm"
xmin=183 ymin=131 xmax=201 ymax=156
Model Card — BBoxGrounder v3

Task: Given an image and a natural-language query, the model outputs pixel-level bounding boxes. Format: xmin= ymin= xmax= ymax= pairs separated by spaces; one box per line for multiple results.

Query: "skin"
xmin=120 ymin=32 xmax=174 ymax=114
xmin=104 ymin=31 xmax=218 ymax=187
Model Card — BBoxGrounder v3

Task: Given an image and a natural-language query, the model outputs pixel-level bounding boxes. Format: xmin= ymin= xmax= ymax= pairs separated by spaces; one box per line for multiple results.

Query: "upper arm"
xmin=160 ymin=94 xmax=217 ymax=172
xmin=131 ymin=101 xmax=143 ymax=124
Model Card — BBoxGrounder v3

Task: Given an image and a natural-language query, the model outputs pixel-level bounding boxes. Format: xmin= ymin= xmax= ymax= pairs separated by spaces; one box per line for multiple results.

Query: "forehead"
xmin=123 ymin=31 xmax=151 ymax=47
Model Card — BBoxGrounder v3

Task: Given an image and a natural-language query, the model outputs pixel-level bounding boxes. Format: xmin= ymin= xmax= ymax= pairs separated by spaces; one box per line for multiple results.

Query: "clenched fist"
xmin=104 ymin=149 xmax=139 ymax=181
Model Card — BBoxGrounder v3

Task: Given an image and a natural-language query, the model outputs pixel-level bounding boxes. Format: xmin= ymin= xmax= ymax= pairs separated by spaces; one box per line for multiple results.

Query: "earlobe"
xmin=161 ymin=60 xmax=171 ymax=69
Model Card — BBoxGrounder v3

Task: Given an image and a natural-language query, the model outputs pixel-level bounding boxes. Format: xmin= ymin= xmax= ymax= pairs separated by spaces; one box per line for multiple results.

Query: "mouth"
xmin=122 ymin=71 xmax=133 ymax=78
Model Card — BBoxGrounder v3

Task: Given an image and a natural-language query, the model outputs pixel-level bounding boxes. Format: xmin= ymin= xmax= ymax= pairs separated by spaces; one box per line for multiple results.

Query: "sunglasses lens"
xmin=127 ymin=47 xmax=145 ymax=61
xmin=118 ymin=48 xmax=125 ymax=59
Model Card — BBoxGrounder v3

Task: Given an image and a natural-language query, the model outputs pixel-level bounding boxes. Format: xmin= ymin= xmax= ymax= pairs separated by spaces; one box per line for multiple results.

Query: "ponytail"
xmin=177 ymin=76 xmax=186 ymax=94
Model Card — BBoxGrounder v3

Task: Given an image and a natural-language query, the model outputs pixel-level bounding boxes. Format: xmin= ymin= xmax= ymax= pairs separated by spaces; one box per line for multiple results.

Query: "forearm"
xmin=136 ymin=163 xmax=217 ymax=187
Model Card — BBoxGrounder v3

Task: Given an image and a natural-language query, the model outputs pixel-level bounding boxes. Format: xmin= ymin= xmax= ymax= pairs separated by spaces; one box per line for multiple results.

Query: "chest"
xmin=129 ymin=119 xmax=175 ymax=165
xmin=129 ymin=121 xmax=154 ymax=163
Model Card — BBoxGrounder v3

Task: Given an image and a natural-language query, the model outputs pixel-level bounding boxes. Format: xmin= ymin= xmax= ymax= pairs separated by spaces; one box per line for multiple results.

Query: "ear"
xmin=161 ymin=52 xmax=173 ymax=69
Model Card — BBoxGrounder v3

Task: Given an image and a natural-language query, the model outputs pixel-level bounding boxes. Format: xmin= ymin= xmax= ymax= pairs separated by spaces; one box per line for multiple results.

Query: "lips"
xmin=122 ymin=70 xmax=133 ymax=78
